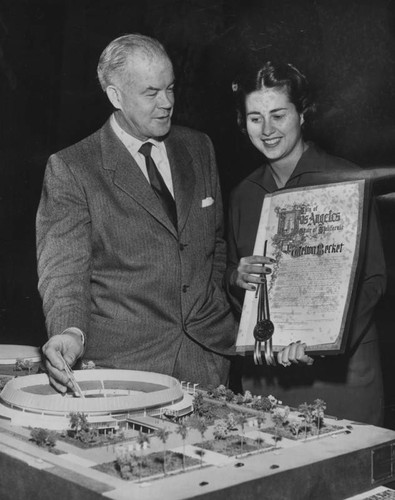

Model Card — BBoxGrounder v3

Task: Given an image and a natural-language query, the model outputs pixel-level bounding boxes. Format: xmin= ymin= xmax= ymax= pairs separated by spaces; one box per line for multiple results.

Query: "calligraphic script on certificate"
xmin=236 ymin=180 xmax=366 ymax=355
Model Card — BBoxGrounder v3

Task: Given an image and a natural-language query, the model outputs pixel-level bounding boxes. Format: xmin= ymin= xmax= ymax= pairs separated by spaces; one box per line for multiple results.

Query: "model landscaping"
xmin=0 ymin=364 xmax=343 ymax=482
xmin=25 ymin=385 xmax=341 ymax=481
xmin=1 ymin=365 xmax=394 ymax=500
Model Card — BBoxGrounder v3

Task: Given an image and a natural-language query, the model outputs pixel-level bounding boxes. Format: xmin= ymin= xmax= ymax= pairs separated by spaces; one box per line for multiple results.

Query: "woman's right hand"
xmin=232 ymin=255 xmax=275 ymax=291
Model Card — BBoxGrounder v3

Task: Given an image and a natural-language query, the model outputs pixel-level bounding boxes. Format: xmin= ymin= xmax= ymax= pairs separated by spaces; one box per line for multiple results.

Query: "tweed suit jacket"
xmin=37 ymin=119 xmax=236 ymax=375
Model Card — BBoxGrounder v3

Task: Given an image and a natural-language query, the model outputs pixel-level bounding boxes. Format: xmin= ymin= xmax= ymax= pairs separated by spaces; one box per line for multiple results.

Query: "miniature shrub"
xmin=213 ymin=420 xmax=229 ymax=440
xmin=30 ymin=427 xmax=57 ymax=448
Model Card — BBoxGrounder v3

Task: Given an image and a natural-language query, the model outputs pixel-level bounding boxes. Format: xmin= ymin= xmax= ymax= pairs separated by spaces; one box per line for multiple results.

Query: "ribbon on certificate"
xmin=253 ymin=241 xmax=276 ymax=366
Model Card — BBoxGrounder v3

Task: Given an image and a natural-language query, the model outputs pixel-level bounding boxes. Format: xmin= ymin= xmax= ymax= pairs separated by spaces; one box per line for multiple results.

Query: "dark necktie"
xmin=139 ymin=142 xmax=177 ymax=229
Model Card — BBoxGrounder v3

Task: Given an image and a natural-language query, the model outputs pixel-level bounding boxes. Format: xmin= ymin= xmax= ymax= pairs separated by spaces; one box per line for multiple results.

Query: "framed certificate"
xmin=236 ymin=179 xmax=369 ymax=356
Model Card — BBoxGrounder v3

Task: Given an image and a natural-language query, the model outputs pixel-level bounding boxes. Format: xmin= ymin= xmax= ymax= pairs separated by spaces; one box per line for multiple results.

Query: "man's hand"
xmin=41 ymin=332 xmax=84 ymax=394
xmin=277 ymin=341 xmax=314 ymax=367
xmin=233 ymin=255 xmax=275 ymax=291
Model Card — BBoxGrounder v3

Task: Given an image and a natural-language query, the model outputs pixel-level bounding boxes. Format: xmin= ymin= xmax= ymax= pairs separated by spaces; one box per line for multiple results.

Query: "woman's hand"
xmin=277 ymin=341 xmax=314 ymax=367
xmin=232 ymin=255 xmax=275 ymax=291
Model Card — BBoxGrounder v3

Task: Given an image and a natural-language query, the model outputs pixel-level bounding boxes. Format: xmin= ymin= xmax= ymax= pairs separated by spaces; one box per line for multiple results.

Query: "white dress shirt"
xmin=110 ymin=114 xmax=175 ymax=197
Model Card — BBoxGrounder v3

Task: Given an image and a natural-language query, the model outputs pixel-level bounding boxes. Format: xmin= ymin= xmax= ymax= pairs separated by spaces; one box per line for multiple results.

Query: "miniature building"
xmin=0 ymin=369 xmax=194 ymax=430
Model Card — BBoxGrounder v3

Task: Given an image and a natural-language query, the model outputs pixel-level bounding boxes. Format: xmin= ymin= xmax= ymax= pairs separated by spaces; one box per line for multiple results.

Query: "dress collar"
xmin=247 ymin=143 xmax=328 ymax=193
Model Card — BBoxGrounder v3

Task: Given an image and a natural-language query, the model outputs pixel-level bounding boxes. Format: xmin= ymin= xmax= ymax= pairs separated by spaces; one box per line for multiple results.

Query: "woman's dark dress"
xmin=225 ymin=144 xmax=386 ymax=425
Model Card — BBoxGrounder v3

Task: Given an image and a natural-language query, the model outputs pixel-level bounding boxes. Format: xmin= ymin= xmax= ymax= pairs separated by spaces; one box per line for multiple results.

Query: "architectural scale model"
xmin=1 ymin=353 xmax=395 ymax=500
xmin=0 ymin=369 xmax=194 ymax=430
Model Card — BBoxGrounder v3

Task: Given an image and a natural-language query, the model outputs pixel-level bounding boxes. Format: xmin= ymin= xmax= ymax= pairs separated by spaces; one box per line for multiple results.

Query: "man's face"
xmin=110 ymin=53 xmax=175 ymax=140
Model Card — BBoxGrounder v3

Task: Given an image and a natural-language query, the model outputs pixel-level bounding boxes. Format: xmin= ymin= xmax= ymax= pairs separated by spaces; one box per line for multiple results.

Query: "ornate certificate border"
xmin=236 ymin=179 xmax=367 ymax=355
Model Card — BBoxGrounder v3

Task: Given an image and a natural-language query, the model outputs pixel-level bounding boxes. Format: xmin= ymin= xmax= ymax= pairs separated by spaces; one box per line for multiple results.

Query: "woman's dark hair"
xmin=232 ymin=60 xmax=315 ymax=133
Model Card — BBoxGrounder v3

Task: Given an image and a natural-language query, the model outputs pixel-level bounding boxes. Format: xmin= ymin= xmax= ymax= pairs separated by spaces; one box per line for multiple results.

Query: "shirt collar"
xmin=110 ymin=113 xmax=165 ymax=156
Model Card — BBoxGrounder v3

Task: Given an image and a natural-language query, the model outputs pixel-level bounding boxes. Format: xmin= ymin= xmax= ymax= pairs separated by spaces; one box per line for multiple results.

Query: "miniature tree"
xmin=243 ymin=391 xmax=253 ymax=404
xmin=255 ymin=435 xmax=265 ymax=450
xmin=45 ymin=429 xmax=57 ymax=448
xmin=196 ymin=417 xmax=208 ymax=440
xmin=254 ymin=412 xmax=266 ymax=449
xmin=137 ymin=430 xmax=150 ymax=480
xmin=225 ymin=389 xmax=235 ymax=402
xmin=251 ymin=395 xmax=272 ymax=412
xmin=237 ymin=412 xmax=249 ymax=453
xmin=205 ymin=385 xmax=215 ymax=397
xmin=193 ymin=394 xmax=214 ymax=422
xmin=226 ymin=413 xmax=238 ymax=432
xmin=193 ymin=392 xmax=208 ymax=417
xmin=267 ymin=394 xmax=282 ymax=410
xmin=30 ymin=428 xmax=57 ymax=449
xmin=24 ymin=360 xmax=34 ymax=374
xmin=115 ymin=446 xmax=130 ymax=479
xmin=289 ymin=420 xmax=302 ymax=439
xmin=234 ymin=393 xmax=245 ymax=405
xmin=82 ymin=360 xmax=96 ymax=370
xmin=256 ymin=412 xmax=266 ymax=430
xmin=156 ymin=427 xmax=170 ymax=476
xmin=14 ymin=358 xmax=28 ymax=372
xmin=68 ymin=411 xmax=90 ymax=441
xmin=193 ymin=392 xmax=204 ymax=411
xmin=213 ymin=419 xmax=229 ymax=455
xmin=195 ymin=448 xmax=206 ymax=468
xmin=213 ymin=420 xmax=229 ymax=440
xmin=212 ymin=385 xmax=227 ymax=400
xmin=271 ymin=406 xmax=289 ymax=448
xmin=116 ymin=446 xmax=137 ymax=480
xmin=312 ymin=399 xmax=327 ymax=436
xmin=271 ymin=412 xmax=283 ymax=448
xmin=196 ymin=417 xmax=208 ymax=467
xmin=298 ymin=403 xmax=314 ymax=439
xmin=176 ymin=421 xmax=189 ymax=471
xmin=82 ymin=427 xmax=99 ymax=444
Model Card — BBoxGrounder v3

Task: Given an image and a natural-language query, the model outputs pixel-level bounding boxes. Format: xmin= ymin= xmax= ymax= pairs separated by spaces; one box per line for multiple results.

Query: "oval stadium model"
xmin=0 ymin=369 xmax=194 ymax=430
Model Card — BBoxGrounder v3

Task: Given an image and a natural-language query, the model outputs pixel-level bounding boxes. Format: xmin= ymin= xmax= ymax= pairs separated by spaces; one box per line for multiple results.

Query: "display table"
xmin=1 ymin=398 xmax=395 ymax=499
xmin=1 ymin=352 xmax=395 ymax=500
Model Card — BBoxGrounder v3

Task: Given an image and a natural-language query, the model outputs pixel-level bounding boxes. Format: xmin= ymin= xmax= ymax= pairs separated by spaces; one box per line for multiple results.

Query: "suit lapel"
xmin=100 ymin=121 xmax=178 ymax=237
xmin=165 ymin=131 xmax=195 ymax=234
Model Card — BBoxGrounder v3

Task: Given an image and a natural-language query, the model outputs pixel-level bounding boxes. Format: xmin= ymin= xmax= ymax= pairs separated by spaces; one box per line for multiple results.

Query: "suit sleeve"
xmin=224 ymin=191 xmax=245 ymax=316
xmin=204 ymin=134 xmax=227 ymax=288
xmin=36 ymin=154 xmax=92 ymax=338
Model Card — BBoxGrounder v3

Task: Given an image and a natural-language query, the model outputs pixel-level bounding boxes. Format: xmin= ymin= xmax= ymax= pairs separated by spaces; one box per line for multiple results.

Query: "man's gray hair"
xmin=97 ymin=34 xmax=169 ymax=91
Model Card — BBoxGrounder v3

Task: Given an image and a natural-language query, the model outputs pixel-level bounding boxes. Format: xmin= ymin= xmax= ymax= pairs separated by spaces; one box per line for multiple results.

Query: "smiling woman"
xmin=233 ymin=61 xmax=313 ymax=188
xmin=224 ymin=60 xmax=386 ymax=425
xmin=245 ymin=87 xmax=305 ymax=186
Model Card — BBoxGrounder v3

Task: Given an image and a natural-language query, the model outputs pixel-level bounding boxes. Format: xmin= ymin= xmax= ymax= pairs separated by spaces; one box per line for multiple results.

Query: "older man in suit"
xmin=37 ymin=34 xmax=236 ymax=394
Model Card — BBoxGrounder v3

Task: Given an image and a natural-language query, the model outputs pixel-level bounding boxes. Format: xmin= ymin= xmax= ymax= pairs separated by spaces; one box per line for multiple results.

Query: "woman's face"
xmin=245 ymin=86 xmax=304 ymax=165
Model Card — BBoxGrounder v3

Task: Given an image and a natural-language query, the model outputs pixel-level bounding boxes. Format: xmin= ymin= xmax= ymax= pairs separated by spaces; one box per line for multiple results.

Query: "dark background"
xmin=1 ymin=0 xmax=395 ymax=423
